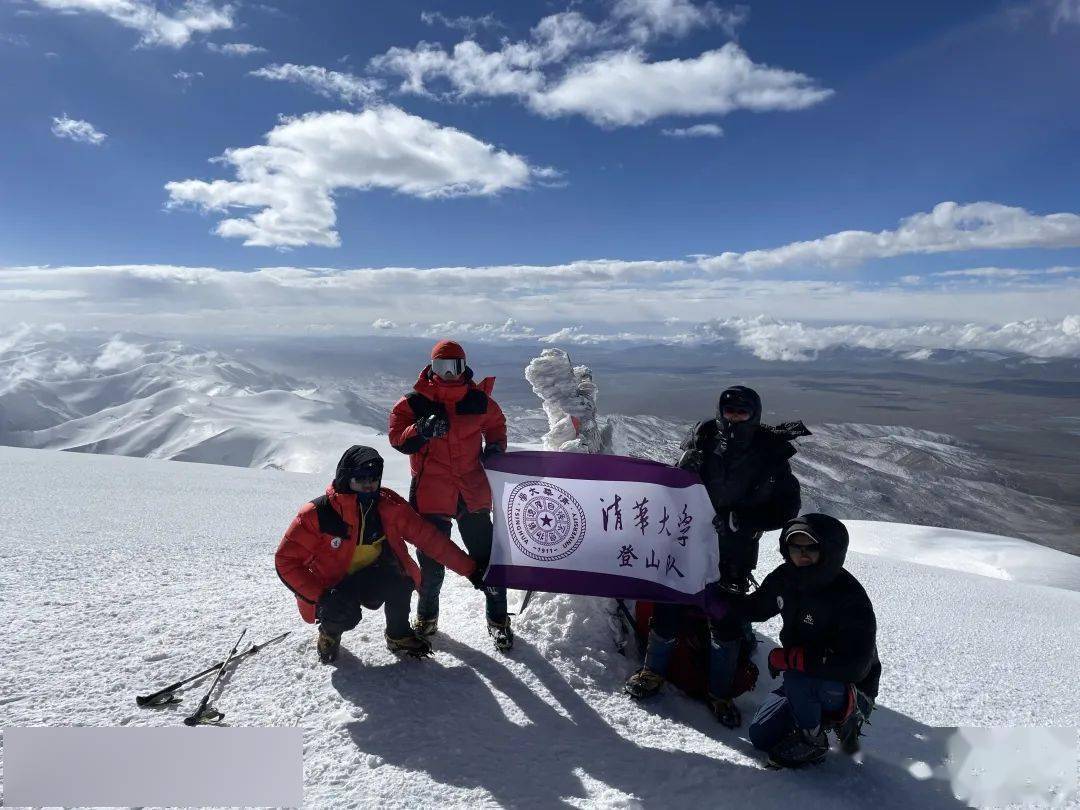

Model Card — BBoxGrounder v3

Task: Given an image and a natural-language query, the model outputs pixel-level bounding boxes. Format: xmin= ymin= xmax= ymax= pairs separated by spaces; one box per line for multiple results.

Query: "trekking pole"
xmin=136 ymin=631 xmax=289 ymax=707
xmin=516 ymin=589 xmax=536 ymax=615
xmin=183 ymin=629 xmax=247 ymax=727
xmin=614 ymin=599 xmax=646 ymax=657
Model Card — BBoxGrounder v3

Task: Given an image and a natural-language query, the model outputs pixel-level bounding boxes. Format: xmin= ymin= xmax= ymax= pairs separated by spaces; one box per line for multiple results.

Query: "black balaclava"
xmin=716 ymin=385 xmax=762 ymax=449
xmin=779 ymin=513 xmax=849 ymax=592
xmin=332 ymin=445 xmax=384 ymax=501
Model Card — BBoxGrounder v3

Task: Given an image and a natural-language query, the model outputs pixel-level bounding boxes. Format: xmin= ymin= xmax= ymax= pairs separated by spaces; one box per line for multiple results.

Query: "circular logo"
xmin=507 ymin=481 xmax=587 ymax=562
xmin=330 ymin=536 xmax=342 ymax=549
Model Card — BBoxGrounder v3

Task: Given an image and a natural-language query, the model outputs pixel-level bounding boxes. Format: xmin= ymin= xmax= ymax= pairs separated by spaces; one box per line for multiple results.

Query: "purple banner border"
xmin=484 ymin=450 xmax=700 ymax=488
xmin=486 ymin=564 xmax=710 ymax=607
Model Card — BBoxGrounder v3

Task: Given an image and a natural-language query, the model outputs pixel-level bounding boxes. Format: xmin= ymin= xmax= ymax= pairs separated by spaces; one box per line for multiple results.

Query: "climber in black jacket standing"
xmin=625 ymin=385 xmax=807 ymax=728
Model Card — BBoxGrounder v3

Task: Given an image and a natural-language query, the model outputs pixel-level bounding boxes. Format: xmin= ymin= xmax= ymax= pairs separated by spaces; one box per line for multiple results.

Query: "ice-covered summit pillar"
xmin=524 ymin=348 xmax=612 ymax=454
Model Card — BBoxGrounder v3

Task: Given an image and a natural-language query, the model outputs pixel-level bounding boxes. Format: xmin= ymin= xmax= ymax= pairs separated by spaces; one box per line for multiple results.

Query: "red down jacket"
xmin=275 ymin=485 xmax=476 ymax=623
xmin=388 ymin=367 xmax=507 ymax=515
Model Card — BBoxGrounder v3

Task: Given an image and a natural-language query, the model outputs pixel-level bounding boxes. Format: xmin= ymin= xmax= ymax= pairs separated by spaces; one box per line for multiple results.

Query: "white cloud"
xmin=372 ymin=318 xmax=396 ymax=329
xmin=172 ymin=69 xmax=204 ymax=88
xmin=701 ymin=202 xmax=1080 ymax=272
xmin=611 ymin=0 xmax=747 ymax=42
xmin=250 ymin=63 xmax=382 ymax=105
xmin=689 ymin=315 xmax=1080 ymax=361
xmin=5 ymin=203 xmax=1079 ymax=339
xmin=1 ymin=32 xmax=31 ymax=46
xmin=165 ymin=107 xmax=545 ymax=248
xmin=419 ymin=10 xmax=504 ymax=34
xmin=373 ymin=6 xmax=823 ymax=129
xmin=1053 ymin=0 xmax=1080 ymax=28
xmin=93 ymin=335 xmax=145 ymax=370
xmin=662 ymin=123 xmax=724 ymax=137
xmin=372 ymin=39 xmax=548 ymax=100
xmin=2 ymin=260 xmax=1077 ymax=347
xmin=935 ymin=266 xmax=1080 ymax=279
xmin=31 ymin=0 xmax=233 ymax=48
xmin=207 ymin=41 xmax=265 ymax=56
xmin=415 ymin=318 xmax=537 ymax=341
xmin=532 ymin=45 xmax=832 ymax=126
xmin=51 ymin=114 xmax=107 ymax=145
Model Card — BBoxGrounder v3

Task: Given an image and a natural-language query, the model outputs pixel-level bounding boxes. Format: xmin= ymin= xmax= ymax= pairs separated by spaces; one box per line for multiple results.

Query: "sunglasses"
xmin=431 ymin=357 xmax=466 ymax=377
xmin=722 ymin=406 xmax=753 ymax=417
xmin=782 ymin=530 xmax=822 ymax=554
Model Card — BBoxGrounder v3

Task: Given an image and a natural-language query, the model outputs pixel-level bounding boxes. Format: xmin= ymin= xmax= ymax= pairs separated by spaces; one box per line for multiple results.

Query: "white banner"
xmin=483 ymin=451 xmax=719 ymax=603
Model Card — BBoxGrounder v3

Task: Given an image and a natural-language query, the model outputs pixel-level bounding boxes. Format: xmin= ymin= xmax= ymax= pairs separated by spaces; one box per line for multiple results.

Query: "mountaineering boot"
xmin=487 ymin=617 xmax=514 ymax=652
xmin=385 ymin=631 xmax=433 ymax=658
xmin=836 ymin=714 xmax=862 ymax=755
xmin=624 ymin=629 xmax=676 ymax=698
xmin=624 ymin=668 xmax=665 ymax=699
xmin=768 ymin=727 xmax=829 ymax=769
xmin=413 ymin=614 xmax=439 ymax=637
xmin=317 ymin=628 xmax=341 ymax=665
xmin=706 ymin=694 xmax=742 ymax=729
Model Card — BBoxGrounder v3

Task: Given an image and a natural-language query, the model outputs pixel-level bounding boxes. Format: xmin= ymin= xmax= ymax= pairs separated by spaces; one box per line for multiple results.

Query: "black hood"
xmin=717 ymin=385 xmax=762 ymax=448
xmin=780 ymin=513 xmax=849 ymax=591
xmin=333 ymin=445 xmax=384 ymax=494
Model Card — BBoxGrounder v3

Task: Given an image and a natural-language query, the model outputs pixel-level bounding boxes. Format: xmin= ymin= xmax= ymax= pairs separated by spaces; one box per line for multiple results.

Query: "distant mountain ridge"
xmin=1 ymin=330 xmax=1073 ymax=551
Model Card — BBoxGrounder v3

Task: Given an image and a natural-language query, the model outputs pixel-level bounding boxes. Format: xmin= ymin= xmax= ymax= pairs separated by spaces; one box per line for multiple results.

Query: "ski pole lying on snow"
xmin=137 ymin=630 xmax=290 ymax=708
xmin=183 ymin=628 xmax=247 ymax=726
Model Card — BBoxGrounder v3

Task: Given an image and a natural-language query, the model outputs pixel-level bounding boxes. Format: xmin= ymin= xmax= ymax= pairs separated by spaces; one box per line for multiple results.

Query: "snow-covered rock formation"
xmin=523 ymin=347 xmax=612 ymax=453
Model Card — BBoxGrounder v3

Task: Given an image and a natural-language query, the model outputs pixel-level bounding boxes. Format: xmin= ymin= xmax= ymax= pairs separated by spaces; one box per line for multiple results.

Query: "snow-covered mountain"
xmin=0 ymin=331 xmax=408 ymax=482
xmin=608 ymin=415 xmax=1074 ymax=550
xmin=1 ymin=445 xmax=1077 ymax=808
xmin=0 ymin=329 xmax=1073 ymax=550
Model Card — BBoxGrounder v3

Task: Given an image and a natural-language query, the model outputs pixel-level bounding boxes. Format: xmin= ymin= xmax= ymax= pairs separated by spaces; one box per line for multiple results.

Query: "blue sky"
xmin=1 ymin=0 xmax=1079 ymax=350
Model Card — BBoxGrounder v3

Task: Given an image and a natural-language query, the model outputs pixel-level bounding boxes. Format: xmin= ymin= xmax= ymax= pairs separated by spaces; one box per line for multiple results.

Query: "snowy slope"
xmin=1 ymin=446 xmax=1077 ymax=809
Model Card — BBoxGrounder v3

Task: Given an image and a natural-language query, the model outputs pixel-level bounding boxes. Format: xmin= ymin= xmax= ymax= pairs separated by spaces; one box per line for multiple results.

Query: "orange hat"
xmin=431 ymin=340 xmax=466 ymax=360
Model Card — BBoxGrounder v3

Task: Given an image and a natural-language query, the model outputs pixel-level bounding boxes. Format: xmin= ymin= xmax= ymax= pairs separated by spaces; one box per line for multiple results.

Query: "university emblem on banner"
xmin=507 ymin=480 xmax=587 ymax=562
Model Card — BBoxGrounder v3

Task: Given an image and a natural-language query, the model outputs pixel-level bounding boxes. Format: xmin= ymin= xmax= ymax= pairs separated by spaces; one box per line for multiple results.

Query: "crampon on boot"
xmin=624 ymin=668 xmax=665 ymax=699
xmin=826 ymin=685 xmax=871 ymax=755
xmin=413 ymin=615 xmax=439 ymax=637
xmin=385 ymin=631 xmax=433 ymax=659
xmin=487 ymin=617 xmax=514 ymax=652
xmin=706 ymin=694 xmax=742 ymax=728
xmin=767 ymin=727 xmax=829 ymax=769
xmin=317 ymin=628 xmax=341 ymax=665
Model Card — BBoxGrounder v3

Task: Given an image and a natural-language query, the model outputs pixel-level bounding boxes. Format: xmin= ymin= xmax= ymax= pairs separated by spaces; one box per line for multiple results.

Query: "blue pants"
xmin=748 ymin=671 xmax=848 ymax=752
xmin=649 ymin=602 xmax=751 ymax=697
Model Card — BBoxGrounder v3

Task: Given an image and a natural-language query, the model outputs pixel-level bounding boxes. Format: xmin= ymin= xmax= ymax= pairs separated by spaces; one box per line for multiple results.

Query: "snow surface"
xmin=2 ymin=445 xmax=1078 ymax=808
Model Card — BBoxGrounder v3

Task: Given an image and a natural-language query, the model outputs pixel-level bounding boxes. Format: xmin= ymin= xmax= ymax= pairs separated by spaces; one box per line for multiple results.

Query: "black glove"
xmin=712 ymin=511 xmax=739 ymax=535
xmin=481 ymin=444 xmax=504 ymax=463
xmin=416 ymin=413 xmax=449 ymax=440
xmin=677 ymin=449 xmax=704 ymax=472
xmin=467 ymin=556 xmax=488 ymax=590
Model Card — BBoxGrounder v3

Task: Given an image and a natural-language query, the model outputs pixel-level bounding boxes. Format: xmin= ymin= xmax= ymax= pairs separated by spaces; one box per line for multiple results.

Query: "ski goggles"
xmin=431 ymin=357 xmax=466 ymax=377
xmin=781 ymin=530 xmax=822 ymax=555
